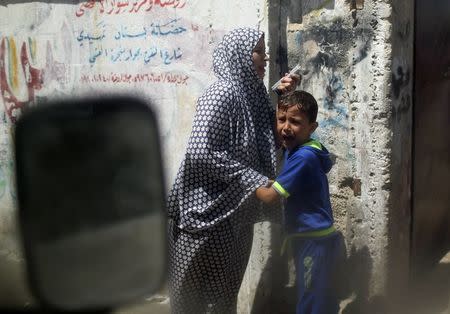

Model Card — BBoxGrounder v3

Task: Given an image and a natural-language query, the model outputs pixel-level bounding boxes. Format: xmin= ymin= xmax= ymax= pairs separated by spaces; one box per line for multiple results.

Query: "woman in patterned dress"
xmin=167 ymin=27 xmax=299 ymax=314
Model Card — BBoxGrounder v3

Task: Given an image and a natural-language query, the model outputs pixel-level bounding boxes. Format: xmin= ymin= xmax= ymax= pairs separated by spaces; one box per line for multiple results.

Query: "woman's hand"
xmin=276 ymin=73 xmax=301 ymax=95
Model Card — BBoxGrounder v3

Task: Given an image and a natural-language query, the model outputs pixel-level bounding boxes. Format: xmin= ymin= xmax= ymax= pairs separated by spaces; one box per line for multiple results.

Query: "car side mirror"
xmin=13 ymin=96 xmax=167 ymax=312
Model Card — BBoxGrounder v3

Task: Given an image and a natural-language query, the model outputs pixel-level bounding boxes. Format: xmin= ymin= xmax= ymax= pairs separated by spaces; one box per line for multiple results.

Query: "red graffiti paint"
xmin=0 ymin=38 xmax=43 ymax=123
xmin=76 ymin=0 xmax=186 ymax=17
xmin=45 ymin=41 xmax=68 ymax=87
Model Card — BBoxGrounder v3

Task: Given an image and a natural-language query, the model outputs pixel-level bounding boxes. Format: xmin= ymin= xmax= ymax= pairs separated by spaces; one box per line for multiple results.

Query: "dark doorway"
xmin=412 ymin=0 xmax=450 ymax=275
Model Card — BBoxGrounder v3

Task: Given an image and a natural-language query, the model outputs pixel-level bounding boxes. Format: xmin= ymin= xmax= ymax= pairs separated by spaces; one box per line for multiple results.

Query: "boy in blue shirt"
xmin=256 ymin=91 xmax=346 ymax=314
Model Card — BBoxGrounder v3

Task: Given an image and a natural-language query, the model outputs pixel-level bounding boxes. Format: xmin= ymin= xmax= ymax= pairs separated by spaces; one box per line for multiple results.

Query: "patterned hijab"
xmin=168 ymin=27 xmax=277 ymax=231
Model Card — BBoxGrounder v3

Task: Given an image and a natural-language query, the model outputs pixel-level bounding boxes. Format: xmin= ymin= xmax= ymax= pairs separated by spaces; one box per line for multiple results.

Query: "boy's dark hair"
xmin=278 ymin=91 xmax=318 ymax=123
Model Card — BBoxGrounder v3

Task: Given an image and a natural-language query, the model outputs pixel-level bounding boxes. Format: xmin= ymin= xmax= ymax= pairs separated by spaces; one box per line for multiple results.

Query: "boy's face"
xmin=276 ymin=105 xmax=318 ymax=151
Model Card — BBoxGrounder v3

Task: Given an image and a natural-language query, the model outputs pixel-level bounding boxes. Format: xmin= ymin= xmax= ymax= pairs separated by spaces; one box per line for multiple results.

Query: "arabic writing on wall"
xmin=76 ymin=0 xmax=186 ymax=17
xmin=77 ymin=18 xmax=187 ymax=42
xmin=80 ymin=72 xmax=189 ymax=85
xmin=88 ymin=46 xmax=182 ymax=65
xmin=77 ymin=18 xmax=187 ymax=65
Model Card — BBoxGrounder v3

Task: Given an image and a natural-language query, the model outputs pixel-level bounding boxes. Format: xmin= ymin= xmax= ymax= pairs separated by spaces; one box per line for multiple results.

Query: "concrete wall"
xmin=0 ymin=0 xmax=272 ymax=309
xmin=0 ymin=0 xmax=421 ymax=313
xmin=276 ymin=0 xmax=413 ymax=311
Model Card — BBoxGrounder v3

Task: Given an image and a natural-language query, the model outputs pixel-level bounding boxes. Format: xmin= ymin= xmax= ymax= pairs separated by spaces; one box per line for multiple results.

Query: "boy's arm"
xmin=255 ymin=181 xmax=281 ymax=204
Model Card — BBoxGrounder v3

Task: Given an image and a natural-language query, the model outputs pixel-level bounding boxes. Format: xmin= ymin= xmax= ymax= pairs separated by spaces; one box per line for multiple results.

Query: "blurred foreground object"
xmin=13 ymin=96 xmax=167 ymax=312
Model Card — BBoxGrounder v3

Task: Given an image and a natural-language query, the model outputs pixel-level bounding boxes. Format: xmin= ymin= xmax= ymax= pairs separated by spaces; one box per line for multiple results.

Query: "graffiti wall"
xmin=284 ymin=0 xmax=397 ymax=301
xmin=0 ymin=0 xmax=419 ymax=311
xmin=0 ymin=0 xmax=268 ymax=256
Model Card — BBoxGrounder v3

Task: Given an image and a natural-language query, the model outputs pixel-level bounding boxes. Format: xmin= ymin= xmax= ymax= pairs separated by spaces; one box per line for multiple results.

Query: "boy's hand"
xmin=266 ymin=180 xmax=274 ymax=187
xmin=276 ymin=73 xmax=301 ymax=95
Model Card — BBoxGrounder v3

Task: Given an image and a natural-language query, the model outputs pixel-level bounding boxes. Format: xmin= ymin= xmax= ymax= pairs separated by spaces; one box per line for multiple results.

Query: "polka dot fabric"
xmin=168 ymin=218 xmax=254 ymax=314
xmin=167 ymin=28 xmax=279 ymax=314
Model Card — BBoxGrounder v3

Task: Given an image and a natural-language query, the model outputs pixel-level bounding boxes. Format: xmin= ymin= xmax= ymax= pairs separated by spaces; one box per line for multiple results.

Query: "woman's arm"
xmin=255 ymin=181 xmax=281 ymax=204
xmin=187 ymin=85 xmax=268 ymax=188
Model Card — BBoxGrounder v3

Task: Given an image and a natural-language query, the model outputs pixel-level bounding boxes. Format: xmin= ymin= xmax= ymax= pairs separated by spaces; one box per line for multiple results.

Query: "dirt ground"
xmin=0 ymin=250 xmax=448 ymax=313
xmin=394 ymin=253 xmax=450 ymax=314
xmin=116 ymin=253 xmax=450 ymax=314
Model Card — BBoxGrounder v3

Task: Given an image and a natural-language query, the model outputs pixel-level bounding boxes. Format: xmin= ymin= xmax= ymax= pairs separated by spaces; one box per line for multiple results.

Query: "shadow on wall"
xmin=341 ymin=246 xmax=387 ymax=314
xmin=253 ymin=225 xmax=296 ymax=314
xmin=287 ymin=0 xmax=336 ymax=24
xmin=252 ymin=238 xmax=381 ymax=313
xmin=270 ymin=0 xmax=337 ymax=76
xmin=251 ymin=234 xmax=448 ymax=314
xmin=267 ymin=0 xmax=288 ymax=82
